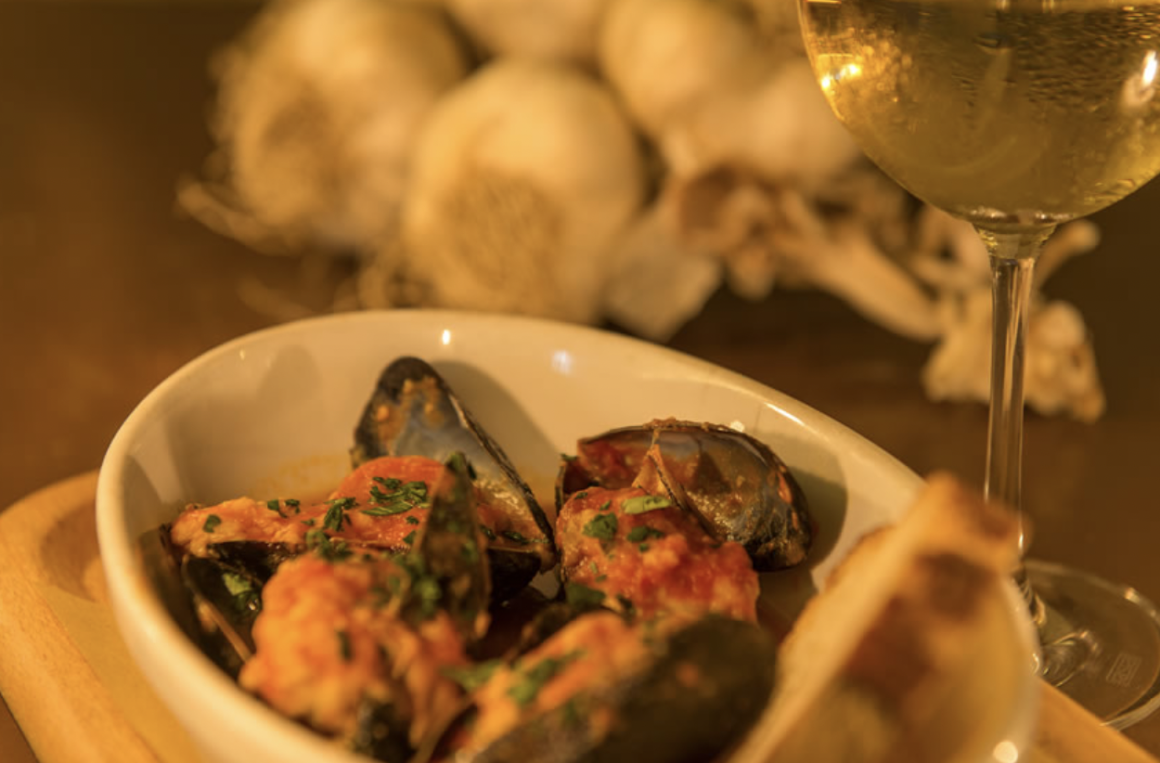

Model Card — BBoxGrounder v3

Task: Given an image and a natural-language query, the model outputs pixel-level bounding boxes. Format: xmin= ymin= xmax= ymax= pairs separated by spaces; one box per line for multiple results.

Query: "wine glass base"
xmin=1026 ymin=558 xmax=1160 ymax=729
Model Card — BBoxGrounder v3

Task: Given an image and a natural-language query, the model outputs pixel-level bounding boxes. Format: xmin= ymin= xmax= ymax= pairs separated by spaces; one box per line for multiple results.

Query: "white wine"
xmin=798 ymin=0 xmax=1160 ymax=228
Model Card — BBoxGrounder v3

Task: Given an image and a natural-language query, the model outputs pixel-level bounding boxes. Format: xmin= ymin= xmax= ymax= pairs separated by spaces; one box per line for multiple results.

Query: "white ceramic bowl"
xmin=97 ymin=310 xmax=1037 ymax=763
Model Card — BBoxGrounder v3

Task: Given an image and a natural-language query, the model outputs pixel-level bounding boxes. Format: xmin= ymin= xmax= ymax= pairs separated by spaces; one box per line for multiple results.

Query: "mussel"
xmin=353 ymin=356 xmax=557 ymax=601
xmin=157 ymin=532 xmax=291 ymax=678
xmin=556 ymin=419 xmax=813 ymax=571
xmin=441 ymin=611 xmax=780 ymax=763
xmin=163 ymin=451 xmax=499 ymax=763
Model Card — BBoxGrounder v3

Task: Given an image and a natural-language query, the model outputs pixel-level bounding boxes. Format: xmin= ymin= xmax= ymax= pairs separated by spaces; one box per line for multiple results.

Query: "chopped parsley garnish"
xmin=301 ymin=518 xmax=315 ymax=527
xmin=564 ymin=582 xmax=606 ymax=610
xmin=626 ymin=526 xmax=666 ymax=543
xmin=336 ymin=629 xmax=352 ymax=662
xmin=363 ymin=477 xmax=429 ymax=517
xmin=403 ymin=530 xmax=417 ymax=546
xmin=501 ymin=530 xmax=532 ymax=545
xmin=441 ymin=660 xmax=503 ymax=692
xmin=305 ymin=529 xmax=352 ymax=562
xmin=639 ymin=544 xmax=650 ymax=553
xmin=221 ymin=571 xmax=259 ymax=615
xmin=573 ymin=491 xmax=588 ymax=500
xmin=405 ymin=515 xmax=420 ymax=525
xmin=202 ymin=514 xmax=222 ymax=533
xmin=621 ymin=495 xmax=673 ymax=515
xmin=582 ymin=513 xmax=618 ymax=541
xmin=562 ymin=698 xmax=581 ymax=727
xmin=410 ymin=575 xmax=442 ymax=619
xmin=597 ymin=500 xmax=611 ymax=512
xmin=508 ymin=651 xmax=584 ymax=707
xmin=324 ymin=497 xmax=356 ymax=531
xmin=284 ymin=498 xmax=300 ymax=512
xmin=266 ymin=499 xmax=285 ymax=518
xmin=480 ymin=524 xmax=496 ymax=541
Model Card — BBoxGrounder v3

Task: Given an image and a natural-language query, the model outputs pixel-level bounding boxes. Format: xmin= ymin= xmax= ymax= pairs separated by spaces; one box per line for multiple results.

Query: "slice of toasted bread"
xmin=733 ymin=472 xmax=1028 ymax=763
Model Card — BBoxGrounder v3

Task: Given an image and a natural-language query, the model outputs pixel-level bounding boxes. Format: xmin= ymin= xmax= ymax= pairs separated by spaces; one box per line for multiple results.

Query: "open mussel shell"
xmin=463 ymin=615 xmax=779 ymax=763
xmin=557 ymin=420 xmax=813 ymax=571
xmin=352 ymin=356 xmax=556 ymax=599
xmin=157 ymin=532 xmax=285 ymax=678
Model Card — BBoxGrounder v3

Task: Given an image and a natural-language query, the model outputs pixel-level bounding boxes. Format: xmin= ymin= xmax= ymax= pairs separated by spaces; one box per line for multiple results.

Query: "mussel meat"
xmin=553 ymin=484 xmax=760 ymax=623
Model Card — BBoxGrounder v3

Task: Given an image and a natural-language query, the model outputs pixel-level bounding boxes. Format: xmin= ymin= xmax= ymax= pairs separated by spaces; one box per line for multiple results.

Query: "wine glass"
xmin=795 ymin=0 xmax=1160 ymax=726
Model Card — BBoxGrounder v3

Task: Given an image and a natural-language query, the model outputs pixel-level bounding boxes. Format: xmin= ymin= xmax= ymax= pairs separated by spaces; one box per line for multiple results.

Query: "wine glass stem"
xmin=979 ymin=226 xmax=1054 ymax=610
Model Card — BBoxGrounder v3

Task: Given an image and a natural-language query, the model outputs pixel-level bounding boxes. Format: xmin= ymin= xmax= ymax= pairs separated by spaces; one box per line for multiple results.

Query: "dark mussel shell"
xmin=352 ymin=356 xmax=556 ymax=599
xmin=464 ymin=615 xmax=778 ymax=763
xmin=403 ymin=451 xmax=492 ymax=642
xmin=158 ymin=533 xmax=293 ymax=677
xmin=557 ymin=419 xmax=812 ymax=571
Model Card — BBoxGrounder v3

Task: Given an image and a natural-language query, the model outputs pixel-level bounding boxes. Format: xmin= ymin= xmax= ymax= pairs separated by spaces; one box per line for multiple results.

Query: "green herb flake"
xmin=305 ymin=529 xmax=352 ymax=562
xmin=301 ymin=518 xmax=315 ymax=527
xmin=508 ymin=651 xmax=584 ymax=708
xmin=412 ymin=575 xmax=441 ymax=618
xmin=562 ymin=698 xmax=581 ymax=727
xmin=324 ymin=497 xmax=356 ymax=532
xmin=284 ymin=498 xmax=301 ymax=513
xmin=337 ymin=629 xmax=353 ymax=662
xmin=573 ymin=491 xmax=588 ymax=500
xmin=621 ymin=495 xmax=673 ymax=515
xmin=564 ymin=583 xmax=606 ymax=610
xmin=597 ymin=500 xmax=611 ymax=512
xmin=403 ymin=530 xmax=417 ymax=546
xmin=202 ymin=514 xmax=222 ymax=533
xmin=501 ymin=530 xmax=531 ymax=545
xmin=405 ymin=515 xmax=421 ymax=525
xmin=582 ymin=513 xmax=618 ymax=541
xmin=265 ymin=499 xmax=285 ymax=518
xmin=638 ymin=544 xmax=650 ymax=553
xmin=479 ymin=524 xmax=496 ymax=541
xmin=364 ymin=479 xmax=429 ymax=517
xmin=221 ymin=571 xmax=260 ymax=616
xmin=441 ymin=660 xmax=503 ymax=692
xmin=626 ymin=526 xmax=666 ymax=543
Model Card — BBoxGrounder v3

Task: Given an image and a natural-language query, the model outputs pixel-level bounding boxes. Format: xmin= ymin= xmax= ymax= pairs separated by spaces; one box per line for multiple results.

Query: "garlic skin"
xmin=180 ymin=0 xmax=470 ymax=255
xmin=397 ymin=59 xmax=646 ymax=323
xmin=446 ymin=0 xmax=611 ymax=64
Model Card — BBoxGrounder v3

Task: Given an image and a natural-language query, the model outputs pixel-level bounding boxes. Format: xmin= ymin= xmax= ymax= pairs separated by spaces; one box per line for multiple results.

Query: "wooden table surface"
xmin=2 ymin=2 xmax=1159 ymax=760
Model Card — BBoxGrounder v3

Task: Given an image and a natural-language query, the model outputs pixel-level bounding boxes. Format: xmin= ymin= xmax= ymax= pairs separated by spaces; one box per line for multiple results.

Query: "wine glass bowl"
xmin=796 ymin=0 xmax=1160 ymax=727
xmin=802 ymin=0 xmax=1160 ymax=229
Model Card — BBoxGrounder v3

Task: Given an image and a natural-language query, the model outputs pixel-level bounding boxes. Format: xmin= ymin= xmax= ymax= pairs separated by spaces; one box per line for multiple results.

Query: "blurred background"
xmin=3 ymin=0 xmax=1160 ymax=759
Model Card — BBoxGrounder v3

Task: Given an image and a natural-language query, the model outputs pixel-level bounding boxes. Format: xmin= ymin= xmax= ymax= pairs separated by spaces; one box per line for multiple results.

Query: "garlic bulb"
xmin=600 ymin=0 xmax=765 ymax=139
xmin=398 ymin=59 xmax=646 ymax=323
xmin=179 ymin=0 xmax=470 ymax=255
xmin=600 ymin=0 xmax=859 ymax=186
xmin=446 ymin=0 xmax=612 ymax=64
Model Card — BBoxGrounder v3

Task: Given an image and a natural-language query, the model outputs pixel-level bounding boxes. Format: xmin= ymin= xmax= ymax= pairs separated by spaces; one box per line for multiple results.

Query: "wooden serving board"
xmin=0 ymin=473 xmax=1154 ymax=763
